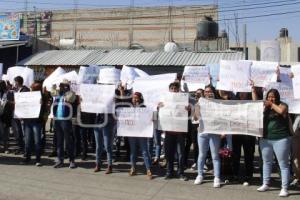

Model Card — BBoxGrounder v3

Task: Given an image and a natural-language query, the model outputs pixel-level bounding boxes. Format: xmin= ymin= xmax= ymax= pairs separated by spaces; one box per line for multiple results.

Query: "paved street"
xmin=0 ymin=153 xmax=299 ymax=200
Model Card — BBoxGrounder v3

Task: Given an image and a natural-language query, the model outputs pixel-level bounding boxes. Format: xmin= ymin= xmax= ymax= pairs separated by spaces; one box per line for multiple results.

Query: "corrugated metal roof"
xmin=18 ymin=49 xmax=243 ymax=66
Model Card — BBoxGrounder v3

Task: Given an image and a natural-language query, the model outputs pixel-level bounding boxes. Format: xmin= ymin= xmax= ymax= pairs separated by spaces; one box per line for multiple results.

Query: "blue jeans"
xmin=129 ymin=137 xmax=151 ymax=170
xmin=55 ymin=120 xmax=75 ymax=162
xmin=24 ymin=120 xmax=42 ymax=162
xmin=259 ymin=137 xmax=291 ymax=188
xmin=197 ymin=133 xmax=221 ymax=178
xmin=94 ymin=121 xmax=113 ymax=166
xmin=148 ymin=129 xmax=162 ymax=160
xmin=164 ymin=133 xmax=185 ymax=175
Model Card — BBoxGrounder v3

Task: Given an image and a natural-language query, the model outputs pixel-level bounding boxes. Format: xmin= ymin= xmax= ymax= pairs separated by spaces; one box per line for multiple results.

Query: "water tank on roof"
xmin=164 ymin=42 xmax=179 ymax=52
xmin=196 ymin=16 xmax=219 ymax=40
xmin=280 ymin=28 xmax=288 ymax=38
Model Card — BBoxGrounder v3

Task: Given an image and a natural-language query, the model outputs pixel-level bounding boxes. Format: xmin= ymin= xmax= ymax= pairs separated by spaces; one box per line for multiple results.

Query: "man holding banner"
xmin=158 ymin=82 xmax=189 ymax=181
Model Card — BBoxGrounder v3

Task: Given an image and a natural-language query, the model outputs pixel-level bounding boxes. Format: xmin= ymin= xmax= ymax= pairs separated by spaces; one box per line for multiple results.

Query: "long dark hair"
xmin=265 ymin=89 xmax=280 ymax=105
xmin=204 ymin=84 xmax=216 ymax=98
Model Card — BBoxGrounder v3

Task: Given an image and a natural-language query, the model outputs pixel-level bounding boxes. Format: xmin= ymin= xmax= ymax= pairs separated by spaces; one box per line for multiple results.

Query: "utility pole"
xmin=234 ymin=13 xmax=240 ymax=47
xmin=33 ymin=6 xmax=38 ymax=53
xmin=128 ymin=0 xmax=134 ymax=48
xmin=243 ymin=24 xmax=247 ymax=60
xmin=73 ymin=0 xmax=78 ymax=49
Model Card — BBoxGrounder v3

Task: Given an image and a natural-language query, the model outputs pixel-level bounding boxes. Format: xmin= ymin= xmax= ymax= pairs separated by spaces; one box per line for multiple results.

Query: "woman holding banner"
xmin=257 ymin=89 xmax=291 ymax=197
xmin=194 ymin=85 xmax=221 ymax=188
xmin=127 ymin=92 xmax=152 ymax=179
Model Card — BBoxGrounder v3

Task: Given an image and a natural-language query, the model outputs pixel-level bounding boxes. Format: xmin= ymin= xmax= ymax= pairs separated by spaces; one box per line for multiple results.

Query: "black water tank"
xmin=280 ymin=28 xmax=288 ymax=38
xmin=196 ymin=16 xmax=219 ymax=40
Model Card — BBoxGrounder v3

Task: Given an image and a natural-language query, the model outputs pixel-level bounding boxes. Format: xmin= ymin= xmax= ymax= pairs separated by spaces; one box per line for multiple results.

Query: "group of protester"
xmin=0 ymin=68 xmax=299 ymax=198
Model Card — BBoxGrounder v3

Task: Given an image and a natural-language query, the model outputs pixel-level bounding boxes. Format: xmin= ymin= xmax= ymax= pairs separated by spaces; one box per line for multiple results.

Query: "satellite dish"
xmin=164 ymin=42 xmax=179 ymax=52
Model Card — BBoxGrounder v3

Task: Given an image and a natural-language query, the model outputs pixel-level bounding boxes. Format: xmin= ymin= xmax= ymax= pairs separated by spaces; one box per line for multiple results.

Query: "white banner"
xmin=198 ymin=98 xmax=264 ymax=137
xmin=217 ymin=60 xmax=252 ymax=92
xmin=98 ymin=68 xmax=120 ymax=84
xmin=77 ymin=65 xmax=103 ymax=84
xmin=291 ymin=65 xmax=300 ymax=99
xmin=120 ymin=65 xmax=149 ymax=89
xmin=116 ymin=107 xmax=154 ymax=138
xmin=43 ymin=67 xmax=66 ymax=91
xmin=7 ymin=66 xmax=34 ymax=88
xmin=264 ymin=82 xmax=294 ymax=100
xmin=181 ymin=66 xmax=210 ymax=91
xmin=80 ymin=84 xmax=115 ymax=113
xmin=52 ymin=71 xmax=78 ymax=87
xmin=250 ymin=61 xmax=277 ymax=87
xmin=14 ymin=91 xmax=41 ymax=118
xmin=133 ymin=73 xmax=177 ymax=111
xmin=286 ymin=99 xmax=300 ymax=114
xmin=158 ymin=92 xmax=188 ymax=132
xmin=261 ymin=40 xmax=280 ymax=62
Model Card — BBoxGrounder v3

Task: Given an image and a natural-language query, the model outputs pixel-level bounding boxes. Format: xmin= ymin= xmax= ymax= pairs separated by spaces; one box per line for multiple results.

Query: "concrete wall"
xmin=39 ymin=5 xmax=218 ymax=51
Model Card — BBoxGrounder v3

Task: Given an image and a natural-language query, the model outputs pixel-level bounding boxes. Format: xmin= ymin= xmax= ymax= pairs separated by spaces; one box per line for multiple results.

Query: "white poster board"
xmin=133 ymin=73 xmax=177 ymax=111
xmin=98 ymin=68 xmax=120 ymax=84
xmin=7 ymin=66 xmax=34 ymax=88
xmin=77 ymin=65 xmax=102 ymax=84
xmin=261 ymin=40 xmax=280 ymax=62
xmin=217 ymin=60 xmax=252 ymax=92
xmin=291 ymin=64 xmax=300 ymax=99
xmin=43 ymin=67 xmax=66 ymax=91
xmin=181 ymin=66 xmax=210 ymax=91
xmin=198 ymin=98 xmax=264 ymax=137
xmin=158 ymin=92 xmax=188 ymax=132
xmin=14 ymin=91 xmax=41 ymax=118
xmin=80 ymin=84 xmax=115 ymax=113
xmin=250 ymin=61 xmax=277 ymax=87
xmin=116 ymin=107 xmax=154 ymax=138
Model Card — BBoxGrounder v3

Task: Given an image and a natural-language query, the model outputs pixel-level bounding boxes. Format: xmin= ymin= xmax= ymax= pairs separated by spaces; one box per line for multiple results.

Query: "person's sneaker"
xmin=129 ymin=168 xmax=136 ymax=176
xmin=194 ymin=175 xmax=203 ymax=185
xmin=279 ymin=188 xmax=289 ymax=197
xmin=190 ymin=163 xmax=197 ymax=171
xmin=290 ymin=178 xmax=299 ymax=187
xmin=213 ymin=177 xmax=221 ymax=188
xmin=69 ymin=162 xmax=77 ymax=169
xmin=152 ymin=159 xmax=159 ymax=166
xmin=243 ymin=181 xmax=249 ymax=186
xmin=53 ymin=161 xmax=64 ymax=168
xmin=94 ymin=164 xmax=100 ymax=172
xmin=257 ymin=185 xmax=269 ymax=192
xmin=105 ymin=165 xmax=112 ymax=174
xmin=36 ymin=162 xmax=42 ymax=167
xmin=179 ymin=174 xmax=188 ymax=181
xmin=146 ymin=170 xmax=153 ymax=180
xmin=164 ymin=173 xmax=173 ymax=180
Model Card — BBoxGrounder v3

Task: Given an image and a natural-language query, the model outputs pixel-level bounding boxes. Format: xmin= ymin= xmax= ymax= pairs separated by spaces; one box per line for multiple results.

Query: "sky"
xmin=1 ymin=0 xmax=300 ymax=44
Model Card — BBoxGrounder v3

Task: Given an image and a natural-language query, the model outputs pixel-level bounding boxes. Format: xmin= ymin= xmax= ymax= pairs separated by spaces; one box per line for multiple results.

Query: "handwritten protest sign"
xmin=7 ymin=66 xmax=34 ymax=88
xmin=116 ymin=107 xmax=154 ymax=138
xmin=158 ymin=92 xmax=188 ymax=132
xmin=198 ymin=98 xmax=263 ymax=137
xmin=133 ymin=73 xmax=177 ymax=111
xmin=217 ymin=60 xmax=252 ymax=92
xmin=77 ymin=65 xmax=103 ymax=84
xmin=250 ymin=61 xmax=277 ymax=87
xmin=181 ymin=66 xmax=210 ymax=91
xmin=14 ymin=91 xmax=41 ymax=118
xmin=80 ymin=84 xmax=115 ymax=113
xmin=98 ymin=68 xmax=120 ymax=84
xmin=43 ymin=67 xmax=66 ymax=91
xmin=291 ymin=65 xmax=300 ymax=99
